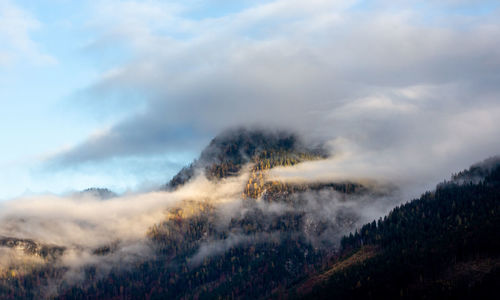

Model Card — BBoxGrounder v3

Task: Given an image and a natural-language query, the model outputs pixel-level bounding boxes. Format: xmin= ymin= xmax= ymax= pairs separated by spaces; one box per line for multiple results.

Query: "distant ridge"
xmin=78 ymin=188 xmax=117 ymax=200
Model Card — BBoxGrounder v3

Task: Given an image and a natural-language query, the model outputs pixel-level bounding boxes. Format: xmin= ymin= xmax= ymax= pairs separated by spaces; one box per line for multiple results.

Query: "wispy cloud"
xmin=0 ymin=0 xmax=56 ymax=66
xmin=0 ymin=170 xmax=248 ymax=292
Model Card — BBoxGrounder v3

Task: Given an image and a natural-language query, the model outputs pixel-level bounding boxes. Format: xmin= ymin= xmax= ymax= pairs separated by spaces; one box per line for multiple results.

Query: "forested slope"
xmin=296 ymin=158 xmax=500 ymax=299
xmin=0 ymin=129 xmax=498 ymax=299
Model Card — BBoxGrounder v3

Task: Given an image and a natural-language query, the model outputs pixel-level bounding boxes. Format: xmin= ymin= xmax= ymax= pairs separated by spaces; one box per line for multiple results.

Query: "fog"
xmin=0 ymin=156 xmax=405 ymax=294
xmin=2 ymin=0 xmax=499 ymax=297
xmin=0 ymin=170 xmax=249 ymax=294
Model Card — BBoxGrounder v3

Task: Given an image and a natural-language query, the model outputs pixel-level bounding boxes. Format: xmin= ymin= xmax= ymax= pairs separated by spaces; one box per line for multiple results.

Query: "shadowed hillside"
xmin=0 ymin=130 xmax=498 ymax=299
xmin=293 ymin=157 xmax=500 ymax=299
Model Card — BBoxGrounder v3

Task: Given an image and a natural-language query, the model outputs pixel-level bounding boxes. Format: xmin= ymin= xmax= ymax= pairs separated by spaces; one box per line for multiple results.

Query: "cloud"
xmin=188 ymin=169 xmax=400 ymax=265
xmin=0 ymin=169 xmax=249 ymax=295
xmin=0 ymin=0 xmax=56 ymax=66
xmin=0 ymin=157 xmax=404 ymax=298
xmin=46 ymin=0 xmax=500 ymax=192
xmin=47 ymin=118 xmax=206 ymax=166
xmin=0 ymin=171 xmax=247 ymax=246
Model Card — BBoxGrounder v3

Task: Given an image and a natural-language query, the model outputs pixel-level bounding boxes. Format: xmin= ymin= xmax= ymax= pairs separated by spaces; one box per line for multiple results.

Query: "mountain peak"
xmin=166 ymin=128 xmax=327 ymax=189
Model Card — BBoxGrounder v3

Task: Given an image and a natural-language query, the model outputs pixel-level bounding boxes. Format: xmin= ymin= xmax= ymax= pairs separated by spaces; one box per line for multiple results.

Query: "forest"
xmin=299 ymin=159 xmax=500 ymax=299
xmin=0 ymin=129 xmax=498 ymax=299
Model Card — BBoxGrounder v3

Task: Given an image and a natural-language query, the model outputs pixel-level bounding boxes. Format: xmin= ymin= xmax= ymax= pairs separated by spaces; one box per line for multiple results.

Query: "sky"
xmin=1 ymin=0 xmax=500 ymax=199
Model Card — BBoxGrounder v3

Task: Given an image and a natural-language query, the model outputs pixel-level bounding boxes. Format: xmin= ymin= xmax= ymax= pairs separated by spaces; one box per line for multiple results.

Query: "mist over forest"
xmin=1 ymin=0 xmax=499 ymax=299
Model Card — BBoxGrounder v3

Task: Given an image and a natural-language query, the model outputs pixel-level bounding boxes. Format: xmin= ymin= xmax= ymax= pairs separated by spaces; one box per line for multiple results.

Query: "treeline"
xmin=262 ymin=181 xmax=363 ymax=203
xmin=301 ymin=160 xmax=500 ymax=299
xmin=56 ymin=206 xmax=327 ymax=299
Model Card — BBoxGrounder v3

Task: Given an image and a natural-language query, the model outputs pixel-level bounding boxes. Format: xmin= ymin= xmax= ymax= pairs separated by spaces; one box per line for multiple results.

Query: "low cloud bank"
xmin=0 ymin=171 xmax=248 ymax=293
xmin=0 ymin=157 xmax=401 ymax=279
xmin=0 ymin=151 xmax=491 ymax=295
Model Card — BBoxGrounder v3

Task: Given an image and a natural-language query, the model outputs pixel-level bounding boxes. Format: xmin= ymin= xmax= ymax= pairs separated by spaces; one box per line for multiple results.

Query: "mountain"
xmin=78 ymin=188 xmax=117 ymax=200
xmin=0 ymin=129 xmax=498 ymax=299
xmin=166 ymin=127 xmax=328 ymax=189
xmin=292 ymin=157 xmax=500 ymax=299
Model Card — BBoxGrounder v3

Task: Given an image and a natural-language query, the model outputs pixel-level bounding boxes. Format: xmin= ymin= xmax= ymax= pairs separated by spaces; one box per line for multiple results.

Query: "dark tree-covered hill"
xmin=294 ymin=157 xmax=500 ymax=299
xmin=0 ymin=129 xmax=498 ymax=299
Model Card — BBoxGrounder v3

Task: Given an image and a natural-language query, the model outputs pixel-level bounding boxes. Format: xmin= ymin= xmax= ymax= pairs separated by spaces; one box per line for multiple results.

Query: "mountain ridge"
xmin=0 ymin=129 xmax=498 ymax=299
xmin=166 ymin=127 xmax=328 ymax=190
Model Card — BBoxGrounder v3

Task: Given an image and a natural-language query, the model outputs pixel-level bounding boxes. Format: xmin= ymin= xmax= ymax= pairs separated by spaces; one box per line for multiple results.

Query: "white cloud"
xmin=47 ymin=0 xmax=500 ymax=195
xmin=0 ymin=0 xmax=56 ymax=66
xmin=0 ymin=170 xmax=251 ymax=295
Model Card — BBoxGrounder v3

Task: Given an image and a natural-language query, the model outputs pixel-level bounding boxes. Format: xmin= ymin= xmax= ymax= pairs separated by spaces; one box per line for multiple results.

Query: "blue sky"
xmin=0 ymin=0 xmax=276 ymax=198
xmin=0 ymin=0 xmax=192 ymax=198
xmin=1 ymin=0 xmax=500 ymax=199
